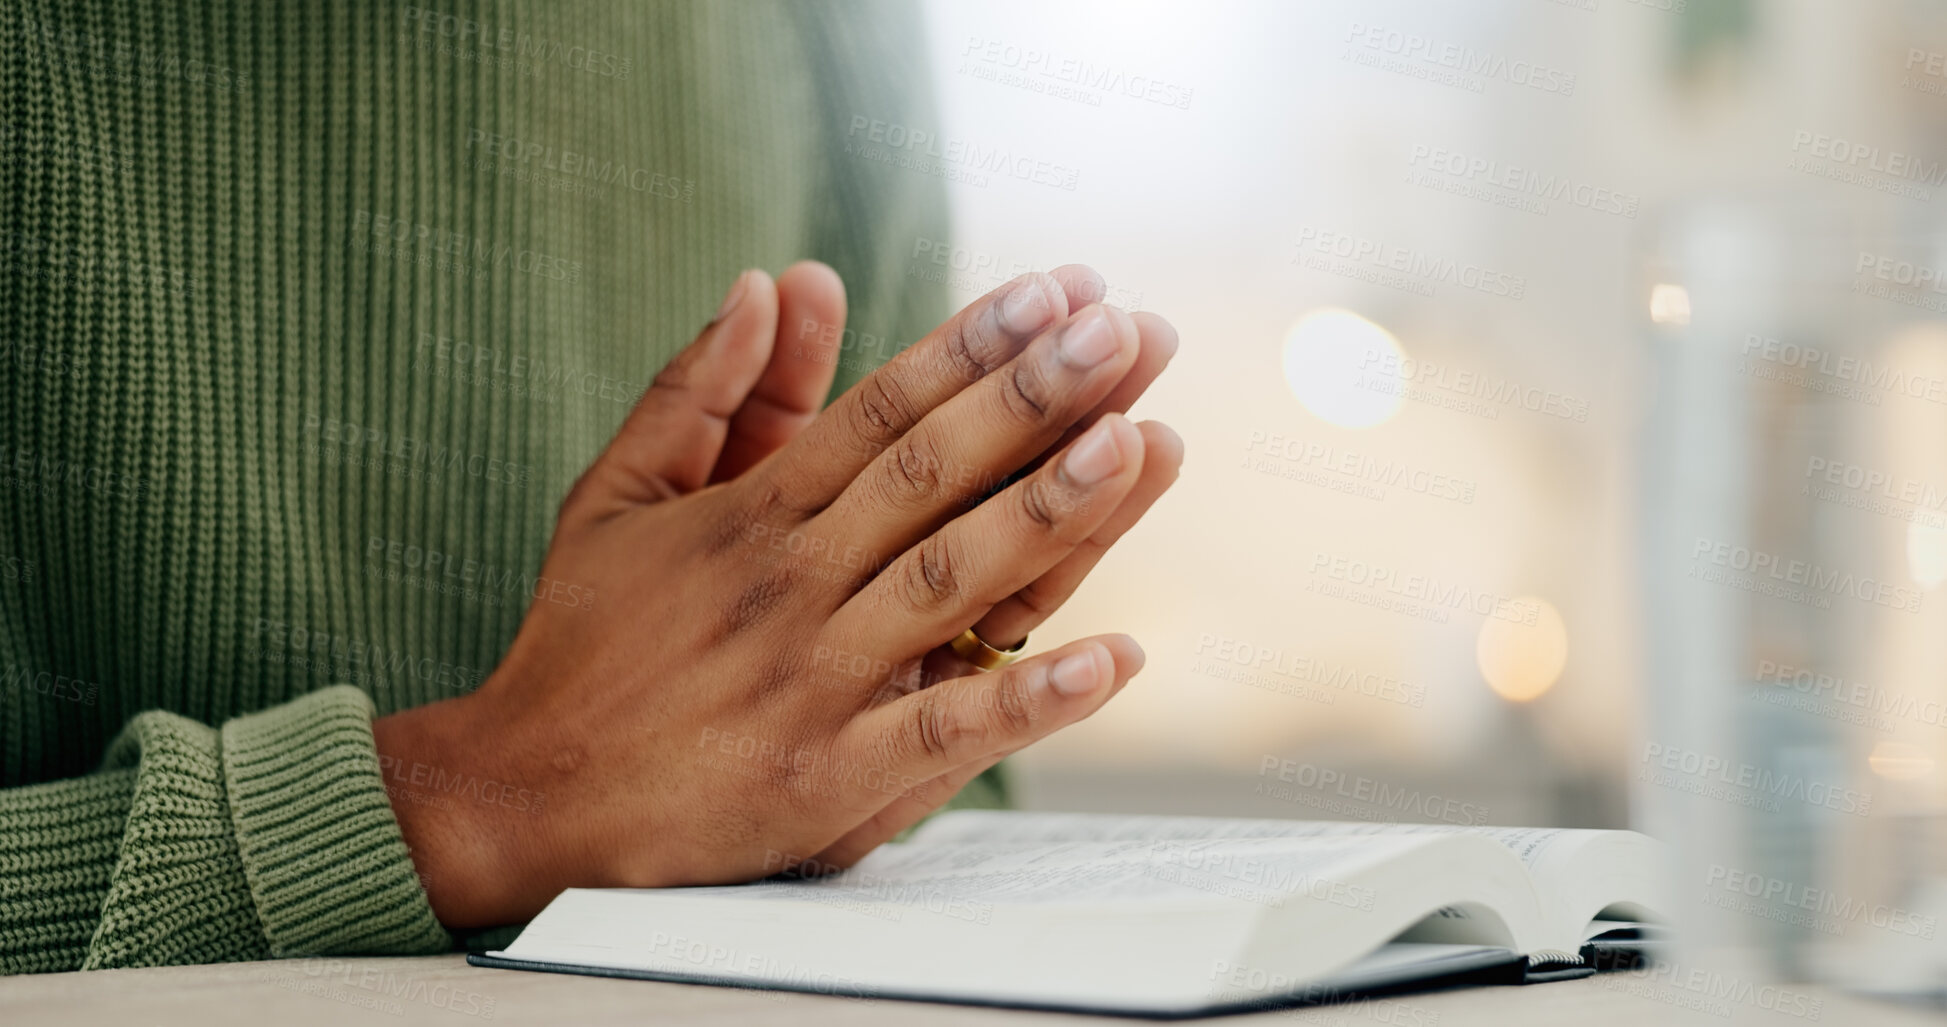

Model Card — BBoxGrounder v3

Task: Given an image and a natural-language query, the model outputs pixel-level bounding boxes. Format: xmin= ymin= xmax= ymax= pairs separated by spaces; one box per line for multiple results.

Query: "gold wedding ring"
xmin=949 ymin=628 xmax=1026 ymax=671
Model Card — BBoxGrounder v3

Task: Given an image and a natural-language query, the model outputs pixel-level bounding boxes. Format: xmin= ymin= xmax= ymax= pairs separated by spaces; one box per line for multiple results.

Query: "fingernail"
xmin=1152 ymin=318 xmax=1180 ymax=361
xmin=1048 ymin=650 xmax=1103 ymax=697
xmin=714 ymin=270 xmax=750 ymax=321
xmin=1059 ymin=307 xmax=1118 ymax=369
xmin=1071 ymin=272 xmax=1107 ymax=306
xmin=999 ymin=277 xmax=1057 ymax=335
xmin=1061 ymin=418 xmax=1122 ymax=485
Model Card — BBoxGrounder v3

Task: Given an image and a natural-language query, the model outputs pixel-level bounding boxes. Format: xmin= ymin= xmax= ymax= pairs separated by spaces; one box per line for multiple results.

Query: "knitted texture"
xmin=0 ymin=0 xmax=1002 ymax=973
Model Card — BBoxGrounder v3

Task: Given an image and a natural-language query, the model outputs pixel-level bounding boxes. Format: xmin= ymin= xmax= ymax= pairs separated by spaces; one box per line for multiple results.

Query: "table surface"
xmin=2 ymin=953 xmax=1938 ymax=1027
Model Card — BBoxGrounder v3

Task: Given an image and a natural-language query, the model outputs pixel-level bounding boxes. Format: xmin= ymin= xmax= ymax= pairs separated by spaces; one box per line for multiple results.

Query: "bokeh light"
xmin=1868 ymin=741 xmax=1935 ymax=781
xmin=1906 ymin=519 xmax=1947 ymax=591
xmin=1476 ymin=597 xmax=1569 ymax=703
xmin=1280 ymin=309 xmax=1406 ymax=429
xmin=1648 ymin=283 xmax=1691 ymax=326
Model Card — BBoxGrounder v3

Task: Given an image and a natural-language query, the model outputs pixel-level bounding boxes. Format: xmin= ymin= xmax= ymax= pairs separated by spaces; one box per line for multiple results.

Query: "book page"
xmin=911 ymin=810 xmax=1573 ymax=866
xmin=911 ymin=811 xmax=1665 ymax=946
xmin=675 ymin=832 xmax=1434 ymax=911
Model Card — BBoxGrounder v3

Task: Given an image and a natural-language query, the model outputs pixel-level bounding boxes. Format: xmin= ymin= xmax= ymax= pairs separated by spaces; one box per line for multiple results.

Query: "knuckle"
xmin=855 ymin=373 xmax=918 ymax=447
xmin=742 ymin=476 xmax=794 ymax=522
xmin=941 ymin=311 xmax=1003 ymax=384
xmin=989 ymin=671 xmax=1042 ymax=737
xmin=886 ymin=434 xmax=945 ymax=500
xmin=911 ymin=693 xmax=967 ymax=762
xmin=997 ymin=361 xmax=1053 ymax=425
xmin=1017 ymin=477 xmax=1064 ymax=534
xmin=733 ymin=474 xmax=814 ymax=534
xmin=902 ymin=534 xmax=965 ymax=608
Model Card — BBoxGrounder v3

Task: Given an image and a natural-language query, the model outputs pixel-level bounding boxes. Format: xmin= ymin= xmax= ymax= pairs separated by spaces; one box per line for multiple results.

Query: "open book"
xmin=470 ymin=811 xmax=1670 ymax=1016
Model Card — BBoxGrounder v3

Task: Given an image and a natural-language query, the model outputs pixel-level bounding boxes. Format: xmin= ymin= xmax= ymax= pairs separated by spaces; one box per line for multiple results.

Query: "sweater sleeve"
xmin=0 ymin=686 xmax=451 ymax=974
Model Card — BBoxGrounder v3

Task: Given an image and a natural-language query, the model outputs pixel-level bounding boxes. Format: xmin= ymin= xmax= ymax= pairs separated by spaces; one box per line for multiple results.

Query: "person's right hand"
xmin=374 ymin=264 xmax=1183 ymax=928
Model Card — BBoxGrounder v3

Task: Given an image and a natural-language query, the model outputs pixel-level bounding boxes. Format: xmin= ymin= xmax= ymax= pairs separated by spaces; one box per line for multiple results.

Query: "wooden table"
xmin=1 ymin=953 xmax=1933 ymax=1026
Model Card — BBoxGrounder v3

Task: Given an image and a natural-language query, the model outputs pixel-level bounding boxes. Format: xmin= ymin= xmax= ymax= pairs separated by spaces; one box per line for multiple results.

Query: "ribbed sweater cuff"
xmin=220 ymin=686 xmax=452 ymax=957
xmin=0 ymin=770 xmax=136 ymax=973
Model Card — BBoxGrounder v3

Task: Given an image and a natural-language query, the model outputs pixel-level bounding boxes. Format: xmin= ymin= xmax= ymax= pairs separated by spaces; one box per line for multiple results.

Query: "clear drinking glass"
xmin=1636 ymin=186 xmax=1947 ymax=1002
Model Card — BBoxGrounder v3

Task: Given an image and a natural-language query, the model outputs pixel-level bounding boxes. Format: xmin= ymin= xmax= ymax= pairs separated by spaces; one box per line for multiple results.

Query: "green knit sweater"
xmin=0 ymin=0 xmax=1003 ymax=974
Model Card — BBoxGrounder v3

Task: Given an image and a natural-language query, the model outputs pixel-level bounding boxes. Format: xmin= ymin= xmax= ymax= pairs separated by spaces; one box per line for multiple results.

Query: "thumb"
xmin=578 ymin=269 xmax=780 ymax=512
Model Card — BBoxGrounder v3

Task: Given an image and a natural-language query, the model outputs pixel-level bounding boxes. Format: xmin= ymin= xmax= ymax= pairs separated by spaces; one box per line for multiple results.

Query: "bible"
xmin=468 ymin=811 xmax=1670 ymax=1016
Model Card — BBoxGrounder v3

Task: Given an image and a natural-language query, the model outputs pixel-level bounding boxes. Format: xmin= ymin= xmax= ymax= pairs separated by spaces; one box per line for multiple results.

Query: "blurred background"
xmin=910 ymin=0 xmax=1947 ymax=987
